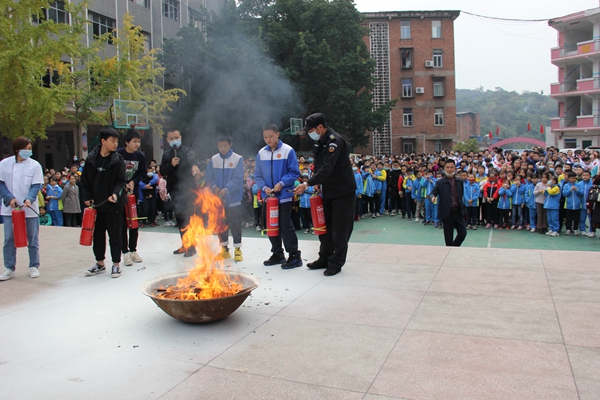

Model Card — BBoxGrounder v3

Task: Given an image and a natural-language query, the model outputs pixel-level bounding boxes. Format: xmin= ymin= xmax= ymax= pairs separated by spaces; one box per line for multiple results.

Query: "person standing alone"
xmin=430 ymin=161 xmax=467 ymax=247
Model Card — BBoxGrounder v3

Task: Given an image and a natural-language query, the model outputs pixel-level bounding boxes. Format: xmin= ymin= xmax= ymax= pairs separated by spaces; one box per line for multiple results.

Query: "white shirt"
xmin=0 ymin=156 xmax=44 ymax=218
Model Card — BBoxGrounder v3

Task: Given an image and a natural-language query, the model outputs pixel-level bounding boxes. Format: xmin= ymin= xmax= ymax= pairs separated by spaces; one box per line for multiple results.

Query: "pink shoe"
xmin=517 ymin=226 xmax=523 ymax=230
xmin=486 ymin=224 xmax=491 ymax=229
xmin=510 ymin=225 xmax=516 ymax=230
xmin=494 ymin=224 xmax=499 ymax=229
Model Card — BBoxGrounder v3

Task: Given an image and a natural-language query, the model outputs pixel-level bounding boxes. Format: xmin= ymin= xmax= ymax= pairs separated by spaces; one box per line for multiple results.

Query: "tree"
xmin=453 ymin=138 xmax=480 ymax=154
xmin=0 ymin=0 xmax=85 ymax=139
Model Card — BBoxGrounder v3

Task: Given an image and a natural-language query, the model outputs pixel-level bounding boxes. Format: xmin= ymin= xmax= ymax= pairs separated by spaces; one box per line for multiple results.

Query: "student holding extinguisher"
xmin=0 ymin=137 xmax=44 ymax=280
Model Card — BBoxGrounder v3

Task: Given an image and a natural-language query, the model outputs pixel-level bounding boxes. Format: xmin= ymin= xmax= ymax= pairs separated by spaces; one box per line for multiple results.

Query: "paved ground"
xmin=1 ymin=224 xmax=599 ymax=399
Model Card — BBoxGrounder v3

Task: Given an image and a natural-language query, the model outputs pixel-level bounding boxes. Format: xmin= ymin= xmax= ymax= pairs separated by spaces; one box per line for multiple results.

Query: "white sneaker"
xmin=415 ymin=218 xmax=420 ymax=223
xmin=550 ymin=231 xmax=560 ymax=237
xmin=565 ymin=230 xmax=572 ymax=235
xmin=29 ymin=267 xmax=40 ymax=278
xmin=0 ymin=268 xmax=16 ymax=281
xmin=545 ymin=230 xmax=552 ymax=235
xmin=588 ymin=232 xmax=596 ymax=238
xmin=123 ymin=253 xmax=133 ymax=266
xmin=574 ymin=230 xmax=581 ymax=236
xmin=255 ymin=225 xmax=261 ymax=232
xmin=530 ymin=228 xmax=536 ymax=233
xmin=130 ymin=252 xmax=143 ymax=263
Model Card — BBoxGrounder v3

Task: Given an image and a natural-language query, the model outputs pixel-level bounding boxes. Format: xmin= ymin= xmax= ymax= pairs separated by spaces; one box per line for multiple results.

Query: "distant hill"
xmin=456 ymin=88 xmax=557 ymax=141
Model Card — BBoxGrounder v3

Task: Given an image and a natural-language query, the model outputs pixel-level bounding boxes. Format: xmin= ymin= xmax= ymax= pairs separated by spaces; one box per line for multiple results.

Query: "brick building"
xmin=359 ymin=10 xmax=460 ymax=156
xmin=456 ymin=111 xmax=480 ymax=142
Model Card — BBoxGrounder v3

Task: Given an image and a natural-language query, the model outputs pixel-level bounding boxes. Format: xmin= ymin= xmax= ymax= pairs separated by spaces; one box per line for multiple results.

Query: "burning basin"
xmin=141 ymin=270 xmax=260 ymax=323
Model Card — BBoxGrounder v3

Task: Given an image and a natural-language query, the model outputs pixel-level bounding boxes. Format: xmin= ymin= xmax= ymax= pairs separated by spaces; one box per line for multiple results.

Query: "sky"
xmin=354 ymin=0 xmax=599 ymax=93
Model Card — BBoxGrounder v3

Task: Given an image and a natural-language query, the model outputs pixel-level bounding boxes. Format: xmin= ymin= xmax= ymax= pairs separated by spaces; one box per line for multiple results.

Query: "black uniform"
xmin=307 ymin=127 xmax=355 ymax=273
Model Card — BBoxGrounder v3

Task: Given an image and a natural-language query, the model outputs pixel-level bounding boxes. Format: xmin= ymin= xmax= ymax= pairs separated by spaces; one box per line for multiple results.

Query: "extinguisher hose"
xmin=17 ymin=204 xmax=40 ymax=217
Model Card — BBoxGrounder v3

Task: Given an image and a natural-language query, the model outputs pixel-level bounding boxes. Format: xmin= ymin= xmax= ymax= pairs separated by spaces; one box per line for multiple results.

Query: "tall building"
xmin=360 ymin=10 xmax=460 ymax=156
xmin=549 ymin=6 xmax=600 ymax=150
xmin=0 ymin=0 xmax=223 ymax=170
xmin=456 ymin=111 xmax=480 ymax=142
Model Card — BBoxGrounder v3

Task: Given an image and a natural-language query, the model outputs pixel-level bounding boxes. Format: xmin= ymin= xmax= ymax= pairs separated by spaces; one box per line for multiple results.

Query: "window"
xmin=434 ymin=108 xmax=444 ymax=126
xmin=435 ymin=141 xmax=443 ymax=152
xmin=403 ymin=139 xmax=415 ymax=154
xmin=163 ymin=0 xmax=179 ymax=21
xmin=433 ymin=50 xmax=443 ymax=68
xmin=401 ymin=21 xmax=410 ymax=39
xmin=42 ymin=69 xmax=62 ymax=88
xmin=402 ymin=79 xmax=413 ymax=98
xmin=141 ymin=31 xmax=151 ymax=53
xmin=433 ymin=80 xmax=444 ymax=97
xmin=401 ymin=49 xmax=412 ymax=68
xmin=131 ymin=0 xmax=149 ymax=7
xmin=403 ymin=108 xmax=413 ymax=127
xmin=189 ymin=7 xmax=203 ymax=28
xmin=432 ymin=20 xmax=441 ymax=38
xmin=89 ymin=12 xmax=116 ymax=43
xmin=564 ymin=138 xmax=577 ymax=149
xmin=34 ymin=1 xmax=69 ymax=24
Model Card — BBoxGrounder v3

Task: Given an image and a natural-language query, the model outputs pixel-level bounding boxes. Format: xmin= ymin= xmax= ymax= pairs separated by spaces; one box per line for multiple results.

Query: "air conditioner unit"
xmin=415 ymin=87 xmax=425 ymax=94
xmin=425 ymin=60 xmax=434 ymax=68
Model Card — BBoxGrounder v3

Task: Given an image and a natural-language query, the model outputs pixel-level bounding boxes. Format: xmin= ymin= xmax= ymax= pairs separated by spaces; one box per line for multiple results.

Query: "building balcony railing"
xmin=551 ymin=115 xmax=600 ymax=131
xmin=550 ymin=78 xmax=600 ymax=97
xmin=551 ymin=39 xmax=600 ymax=62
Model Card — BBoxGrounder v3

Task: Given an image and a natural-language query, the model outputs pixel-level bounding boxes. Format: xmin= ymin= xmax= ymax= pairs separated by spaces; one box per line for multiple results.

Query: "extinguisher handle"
xmin=17 ymin=204 xmax=40 ymax=217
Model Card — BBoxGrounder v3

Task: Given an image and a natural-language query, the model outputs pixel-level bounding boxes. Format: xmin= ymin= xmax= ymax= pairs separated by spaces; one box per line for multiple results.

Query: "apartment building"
xmin=0 ymin=0 xmax=223 ymax=170
xmin=456 ymin=111 xmax=480 ymax=142
xmin=549 ymin=6 xmax=600 ymax=150
xmin=360 ymin=10 xmax=460 ymax=156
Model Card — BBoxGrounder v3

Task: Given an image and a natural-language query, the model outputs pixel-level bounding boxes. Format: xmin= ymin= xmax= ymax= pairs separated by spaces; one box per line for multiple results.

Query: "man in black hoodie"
xmin=81 ymin=128 xmax=127 ymax=278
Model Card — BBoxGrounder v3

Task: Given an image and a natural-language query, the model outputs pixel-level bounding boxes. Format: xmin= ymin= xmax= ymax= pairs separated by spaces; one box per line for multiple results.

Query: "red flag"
xmin=540 ymin=124 xmax=545 ymax=134
xmin=488 ymin=131 xmax=493 ymax=139
xmin=527 ymin=122 xmax=531 ymax=131
xmin=495 ymin=126 xmax=500 ymax=136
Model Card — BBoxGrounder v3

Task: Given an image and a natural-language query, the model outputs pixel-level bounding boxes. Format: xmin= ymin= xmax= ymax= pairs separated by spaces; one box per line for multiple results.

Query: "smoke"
xmin=523 ymin=98 xmax=532 ymax=113
xmin=189 ymin=30 xmax=302 ymax=159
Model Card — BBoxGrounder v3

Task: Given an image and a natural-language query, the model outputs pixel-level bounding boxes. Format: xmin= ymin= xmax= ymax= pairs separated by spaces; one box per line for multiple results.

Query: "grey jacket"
xmin=61 ymin=183 xmax=81 ymax=213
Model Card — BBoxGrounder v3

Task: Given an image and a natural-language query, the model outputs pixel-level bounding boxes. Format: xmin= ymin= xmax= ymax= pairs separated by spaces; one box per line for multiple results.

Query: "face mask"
xmin=80 ymin=163 xmax=85 ymax=167
xmin=308 ymin=158 xmax=314 ymax=162
xmin=73 ymin=156 xmax=78 ymax=162
xmin=445 ymin=171 xmax=455 ymax=177
xmin=147 ymin=172 xmax=154 ymax=178
xmin=308 ymin=130 xmax=319 ymax=141
xmin=393 ymin=167 xmax=399 ymax=171
xmin=352 ymin=167 xmax=358 ymax=172
xmin=19 ymin=149 xmax=32 ymax=159
xmin=61 ymin=179 xmax=67 ymax=184
xmin=468 ymin=178 xmax=475 ymax=182
xmin=169 ymin=139 xmax=181 ymax=148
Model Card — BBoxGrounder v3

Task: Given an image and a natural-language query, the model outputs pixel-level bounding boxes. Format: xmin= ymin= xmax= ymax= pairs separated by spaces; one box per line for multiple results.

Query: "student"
xmin=81 ymin=128 xmax=127 ymax=278
xmin=578 ymin=170 xmax=594 ymax=237
xmin=562 ymin=171 xmax=583 ymax=235
xmin=204 ymin=134 xmax=244 ymax=262
xmin=402 ymin=168 xmax=415 ymax=220
xmin=62 ymin=175 xmax=81 ymax=227
xmin=483 ymin=171 xmax=501 ymax=228
xmin=353 ymin=166 xmax=363 ymax=220
xmin=423 ymin=170 xmax=437 ymax=226
xmin=138 ymin=166 xmax=159 ymax=228
xmin=534 ymin=172 xmax=550 ymax=234
xmin=497 ymin=180 xmax=513 ymax=229
xmin=39 ymin=206 xmax=52 ymax=226
xmin=544 ymin=175 xmax=562 ymax=237
xmin=510 ymin=176 xmax=526 ymax=229
xmin=525 ymin=174 xmax=538 ymax=232
xmin=411 ymin=169 xmax=425 ymax=222
xmin=362 ymin=163 xmax=377 ymax=218
xmin=254 ymin=124 xmax=302 ymax=269
xmin=463 ymin=173 xmax=479 ymax=229
xmin=375 ymin=162 xmax=387 ymax=216
xmin=117 ymin=129 xmax=146 ymax=265
xmin=388 ymin=161 xmax=402 ymax=216
xmin=46 ymin=177 xmax=63 ymax=226
xmin=299 ymin=174 xmax=314 ymax=232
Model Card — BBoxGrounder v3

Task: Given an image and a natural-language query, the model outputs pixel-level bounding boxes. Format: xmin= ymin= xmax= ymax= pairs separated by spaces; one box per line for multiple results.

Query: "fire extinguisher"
xmin=12 ymin=208 xmax=28 ymax=248
xmin=264 ymin=194 xmax=279 ymax=237
xmin=124 ymin=193 xmax=139 ymax=229
xmin=310 ymin=195 xmax=327 ymax=235
xmin=80 ymin=206 xmax=97 ymax=246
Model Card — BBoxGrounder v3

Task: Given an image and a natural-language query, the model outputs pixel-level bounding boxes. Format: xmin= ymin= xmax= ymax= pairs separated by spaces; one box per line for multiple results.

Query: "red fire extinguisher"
xmin=265 ymin=194 xmax=279 ymax=237
xmin=124 ymin=193 xmax=139 ymax=229
xmin=12 ymin=208 xmax=28 ymax=248
xmin=80 ymin=206 xmax=97 ymax=246
xmin=310 ymin=195 xmax=327 ymax=235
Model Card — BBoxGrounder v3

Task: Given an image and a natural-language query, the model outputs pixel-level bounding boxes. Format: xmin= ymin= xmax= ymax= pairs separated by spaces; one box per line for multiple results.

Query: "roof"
xmin=362 ymin=10 xmax=460 ymax=20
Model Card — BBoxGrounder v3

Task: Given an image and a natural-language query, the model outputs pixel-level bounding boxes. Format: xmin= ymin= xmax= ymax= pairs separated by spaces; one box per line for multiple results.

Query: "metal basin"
xmin=141 ymin=270 xmax=260 ymax=323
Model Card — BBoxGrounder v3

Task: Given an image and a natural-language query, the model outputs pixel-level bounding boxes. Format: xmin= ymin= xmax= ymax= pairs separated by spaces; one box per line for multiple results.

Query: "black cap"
xmin=301 ymin=113 xmax=326 ymax=132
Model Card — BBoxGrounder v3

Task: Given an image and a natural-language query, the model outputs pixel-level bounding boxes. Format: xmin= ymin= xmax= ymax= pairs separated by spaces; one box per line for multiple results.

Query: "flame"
xmin=156 ymin=188 xmax=243 ymax=300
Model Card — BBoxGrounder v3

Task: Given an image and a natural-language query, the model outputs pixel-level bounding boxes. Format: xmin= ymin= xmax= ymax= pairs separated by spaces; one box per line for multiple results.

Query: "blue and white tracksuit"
xmin=510 ymin=183 xmax=526 ymax=226
xmin=579 ymin=179 xmax=593 ymax=233
xmin=424 ymin=177 xmax=438 ymax=223
xmin=254 ymin=140 xmax=300 ymax=204
xmin=525 ymin=181 xmax=537 ymax=229
xmin=544 ymin=185 xmax=561 ymax=232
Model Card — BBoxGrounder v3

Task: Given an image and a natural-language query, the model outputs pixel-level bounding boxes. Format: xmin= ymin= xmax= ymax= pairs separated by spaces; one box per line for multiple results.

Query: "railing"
xmin=552 ymin=40 xmax=600 ymax=60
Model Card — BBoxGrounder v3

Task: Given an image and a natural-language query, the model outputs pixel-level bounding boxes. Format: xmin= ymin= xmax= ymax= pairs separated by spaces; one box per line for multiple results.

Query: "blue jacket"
xmin=410 ymin=177 xmax=424 ymax=200
xmin=579 ymin=179 xmax=593 ymax=204
xmin=373 ymin=169 xmax=383 ymax=192
xmin=544 ymin=184 xmax=561 ymax=209
xmin=510 ymin=183 xmax=526 ymax=206
xmin=205 ymin=149 xmax=244 ymax=207
xmin=463 ymin=181 xmax=480 ymax=207
xmin=497 ymin=186 xmax=513 ymax=210
xmin=138 ymin=173 xmax=159 ymax=203
xmin=362 ymin=170 xmax=377 ymax=197
xmin=562 ymin=181 xmax=583 ymax=210
xmin=423 ymin=176 xmax=437 ymax=197
xmin=525 ymin=182 xmax=536 ymax=209
xmin=354 ymin=171 xmax=363 ymax=197
xmin=254 ymin=140 xmax=300 ymax=204
xmin=299 ymin=186 xmax=314 ymax=208
xmin=46 ymin=184 xmax=63 ymax=211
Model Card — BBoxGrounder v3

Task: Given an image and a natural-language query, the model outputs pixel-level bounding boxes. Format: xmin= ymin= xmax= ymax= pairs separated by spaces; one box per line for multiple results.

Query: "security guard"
xmin=294 ymin=113 xmax=355 ymax=276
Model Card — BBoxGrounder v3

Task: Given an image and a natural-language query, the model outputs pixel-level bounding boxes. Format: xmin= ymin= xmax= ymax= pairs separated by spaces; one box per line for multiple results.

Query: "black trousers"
xmin=93 ymin=211 xmax=122 ymax=264
xmin=141 ymin=196 xmax=157 ymax=224
xmin=266 ymin=201 xmax=298 ymax=255
xmin=442 ymin=208 xmax=467 ymax=247
xmin=64 ymin=213 xmax=79 ymax=227
xmin=218 ymin=205 xmax=242 ymax=247
xmin=487 ymin=200 xmax=498 ymax=225
xmin=318 ymin=192 xmax=356 ymax=269
xmin=498 ymin=208 xmax=511 ymax=226
xmin=301 ymin=207 xmax=312 ymax=229
xmin=565 ymin=209 xmax=580 ymax=231
xmin=121 ymin=211 xmax=139 ymax=254
xmin=466 ymin=206 xmax=478 ymax=225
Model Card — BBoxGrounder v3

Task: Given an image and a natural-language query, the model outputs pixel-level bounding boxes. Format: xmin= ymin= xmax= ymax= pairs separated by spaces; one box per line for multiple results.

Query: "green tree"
xmin=453 ymin=138 xmax=480 ymax=153
xmin=0 ymin=0 xmax=85 ymax=139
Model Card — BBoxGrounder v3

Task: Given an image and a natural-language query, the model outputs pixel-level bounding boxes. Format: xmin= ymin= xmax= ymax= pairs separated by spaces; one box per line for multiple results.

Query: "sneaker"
xmin=391 ymin=211 xmax=396 ymax=216
xmin=434 ymin=223 xmax=439 ymax=228
xmin=486 ymin=224 xmax=491 ymax=229
xmin=574 ymin=230 xmax=581 ymax=236
xmin=0 ymin=268 xmax=16 ymax=281
xmin=255 ymin=225 xmax=262 ymax=232
xmin=85 ymin=264 xmax=106 ymax=276
xmin=401 ymin=215 xmax=406 ymax=219
xmin=550 ymin=231 xmax=560 ymax=237
xmin=494 ymin=224 xmax=499 ymax=229
xmin=415 ymin=218 xmax=420 ymax=223
xmin=111 ymin=265 xmax=122 ymax=278
xmin=361 ymin=214 xmax=366 ymax=219
xmin=588 ymin=232 xmax=596 ymax=238
xmin=130 ymin=252 xmax=143 ymax=263
xmin=234 ymin=248 xmax=243 ymax=262
xmin=510 ymin=225 xmax=516 ymax=230
xmin=472 ymin=225 xmax=477 ymax=230
xmin=123 ymin=253 xmax=133 ymax=266
xmin=407 ymin=217 xmax=412 ymax=221
xmin=304 ymin=229 xmax=310 ymax=234
xmin=545 ymin=230 xmax=552 ymax=236
xmin=566 ymin=230 xmax=572 ymax=236
xmin=324 ymin=267 xmax=342 ymax=276
xmin=281 ymin=252 xmax=303 ymax=269
xmin=149 ymin=222 xmax=159 ymax=227
xmin=467 ymin=224 xmax=472 ymax=230
xmin=263 ymin=252 xmax=286 ymax=266
xmin=384 ymin=210 xmax=389 ymax=215
xmin=371 ymin=214 xmax=376 ymax=219
xmin=29 ymin=267 xmax=40 ymax=278
xmin=307 ymin=258 xmax=328 ymax=270
xmin=184 ymin=247 xmax=197 ymax=258
xmin=219 ymin=247 xmax=232 ymax=259
xmin=530 ymin=228 xmax=536 ymax=233
xmin=517 ymin=226 xmax=523 ymax=230
xmin=173 ymin=247 xmax=185 ymax=255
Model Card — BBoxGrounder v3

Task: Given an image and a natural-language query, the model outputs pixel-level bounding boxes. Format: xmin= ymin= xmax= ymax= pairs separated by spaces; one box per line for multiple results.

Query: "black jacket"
xmin=430 ymin=175 xmax=465 ymax=220
xmin=307 ymin=127 xmax=355 ymax=199
xmin=80 ymin=145 xmax=127 ymax=213
xmin=159 ymin=145 xmax=199 ymax=197
xmin=389 ymin=169 xmax=402 ymax=190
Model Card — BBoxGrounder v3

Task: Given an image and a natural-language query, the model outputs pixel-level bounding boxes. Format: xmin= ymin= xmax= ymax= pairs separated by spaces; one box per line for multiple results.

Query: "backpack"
xmin=589 ymin=186 xmax=600 ymax=203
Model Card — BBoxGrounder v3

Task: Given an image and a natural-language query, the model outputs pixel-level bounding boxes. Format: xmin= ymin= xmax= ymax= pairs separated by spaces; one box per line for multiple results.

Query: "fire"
xmin=156 ymin=188 xmax=243 ymax=300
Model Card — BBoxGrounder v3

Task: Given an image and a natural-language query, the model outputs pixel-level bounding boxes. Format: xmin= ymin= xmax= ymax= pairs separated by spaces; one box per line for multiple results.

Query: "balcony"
xmin=550 ymin=78 xmax=600 ymax=99
xmin=551 ymin=115 xmax=600 ymax=132
xmin=551 ymin=39 xmax=600 ymax=65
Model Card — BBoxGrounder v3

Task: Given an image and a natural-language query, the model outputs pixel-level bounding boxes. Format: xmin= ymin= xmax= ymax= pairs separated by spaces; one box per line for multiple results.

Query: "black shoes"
xmin=174 ymin=246 xmax=197 ymax=257
xmin=323 ymin=268 xmax=341 ymax=276
xmin=263 ymin=252 xmax=286 ymax=266
xmin=307 ymin=258 xmax=328 ymax=270
xmin=281 ymin=252 xmax=303 ymax=269
xmin=173 ymin=247 xmax=185 ymax=255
